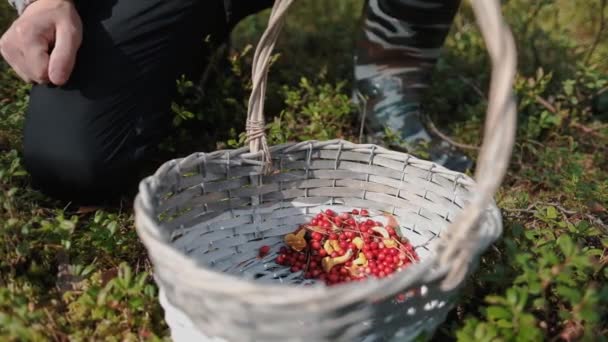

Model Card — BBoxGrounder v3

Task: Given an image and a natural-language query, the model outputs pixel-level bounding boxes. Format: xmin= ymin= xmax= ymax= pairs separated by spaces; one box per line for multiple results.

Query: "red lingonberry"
xmin=370 ymin=242 xmax=379 ymax=250
xmin=351 ymin=209 xmax=360 ymax=215
xmin=329 ymin=233 xmax=338 ymax=240
xmin=386 ymin=227 xmax=396 ymax=236
xmin=310 ymin=261 xmax=318 ymax=268
xmin=349 ymin=242 xmax=357 ymax=250
xmin=339 ymin=241 xmax=348 ymax=250
xmin=311 ymin=232 xmax=323 ymax=241
xmin=377 ymin=253 xmax=386 ymax=261
xmin=338 ymin=249 xmax=346 ymax=256
xmin=298 ymin=254 xmax=306 ymax=262
xmin=379 ymin=271 xmax=387 ymax=278
xmin=329 ymin=274 xmax=339 ymax=282
xmin=359 ymin=225 xmax=369 ymax=233
xmin=279 ymin=246 xmax=288 ymax=254
xmin=311 ymin=241 xmax=322 ymax=250
xmin=311 ymin=218 xmax=319 ymax=226
xmin=331 ymin=252 xmax=338 ymax=258
xmin=360 ymin=209 xmax=369 ymax=216
xmin=312 ymin=269 xmax=322 ymax=277
xmin=365 ymin=219 xmax=375 ymax=226
xmin=345 ymin=261 xmax=352 ymax=267
xmin=334 ymin=217 xmax=343 ymax=226
xmin=316 ymin=213 xmax=324 ymax=220
xmin=258 ymin=245 xmax=271 ymax=257
xmin=291 ymin=266 xmax=300 ymax=272
xmin=345 ymin=231 xmax=354 ymax=239
xmin=339 ymin=268 xmax=348 ymax=275
xmin=339 ymin=212 xmax=350 ymax=220
xmin=338 ymin=233 xmax=347 ymax=241
xmin=322 ymin=221 xmax=332 ymax=229
xmin=325 ymin=209 xmax=336 ymax=217
xmin=318 ymin=249 xmax=327 ymax=257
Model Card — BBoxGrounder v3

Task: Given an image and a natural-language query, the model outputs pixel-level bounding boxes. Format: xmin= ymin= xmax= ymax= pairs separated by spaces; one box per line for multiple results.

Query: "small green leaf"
xmin=546 ymin=206 xmax=558 ymax=219
xmin=556 ymin=285 xmax=582 ymax=303
xmin=107 ymin=221 xmax=118 ymax=235
xmin=496 ymin=319 xmax=513 ymax=328
xmin=487 ymin=306 xmax=511 ymax=321
xmin=557 ymin=235 xmax=576 ymax=257
xmin=506 ymin=288 xmax=518 ymax=306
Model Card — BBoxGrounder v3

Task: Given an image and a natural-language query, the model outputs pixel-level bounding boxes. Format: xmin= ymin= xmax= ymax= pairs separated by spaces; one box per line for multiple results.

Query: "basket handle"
xmin=245 ymin=0 xmax=295 ymax=170
xmin=245 ymin=0 xmax=518 ymax=291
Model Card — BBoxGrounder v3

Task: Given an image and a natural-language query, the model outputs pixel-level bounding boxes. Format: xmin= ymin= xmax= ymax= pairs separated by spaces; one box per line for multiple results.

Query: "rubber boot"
xmin=354 ymin=0 xmax=472 ymax=172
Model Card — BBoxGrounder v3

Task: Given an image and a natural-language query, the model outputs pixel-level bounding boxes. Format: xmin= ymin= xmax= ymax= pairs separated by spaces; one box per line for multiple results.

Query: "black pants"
xmin=23 ymin=0 xmax=273 ymax=204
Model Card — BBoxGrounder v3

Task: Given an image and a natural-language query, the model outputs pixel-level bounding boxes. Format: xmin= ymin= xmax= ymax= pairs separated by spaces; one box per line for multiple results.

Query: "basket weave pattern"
xmin=136 ymin=141 xmax=502 ymax=341
xmin=134 ymin=0 xmax=517 ymax=340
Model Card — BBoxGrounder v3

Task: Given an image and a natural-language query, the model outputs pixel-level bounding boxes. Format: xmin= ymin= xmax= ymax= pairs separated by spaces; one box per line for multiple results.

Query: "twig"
xmin=355 ymin=90 xmax=368 ymax=144
xmin=503 ymin=202 xmax=607 ymax=232
xmin=535 ymin=95 xmax=557 ymax=113
xmin=458 ymin=75 xmax=486 ymax=100
xmin=571 ymin=122 xmax=607 ymax=138
xmin=585 ymin=0 xmax=607 ymax=65
xmin=426 ymin=119 xmax=480 ymax=150
xmin=502 ymin=201 xmax=539 ymax=214
xmin=522 ymin=0 xmax=546 ymax=38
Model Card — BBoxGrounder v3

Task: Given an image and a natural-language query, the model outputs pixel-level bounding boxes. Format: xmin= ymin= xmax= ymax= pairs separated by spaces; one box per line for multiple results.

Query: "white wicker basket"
xmin=134 ymin=0 xmax=517 ymax=341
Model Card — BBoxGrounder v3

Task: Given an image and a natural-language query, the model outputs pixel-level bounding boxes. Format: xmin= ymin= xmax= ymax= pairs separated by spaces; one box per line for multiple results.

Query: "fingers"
xmin=23 ymin=43 xmax=51 ymax=83
xmin=0 ymin=23 xmax=50 ymax=84
xmin=49 ymin=21 xmax=82 ymax=86
xmin=0 ymin=37 xmax=31 ymax=82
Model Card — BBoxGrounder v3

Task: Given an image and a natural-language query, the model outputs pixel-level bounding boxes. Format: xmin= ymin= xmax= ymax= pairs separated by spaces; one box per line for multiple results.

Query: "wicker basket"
xmin=134 ymin=0 xmax=517 ymax=340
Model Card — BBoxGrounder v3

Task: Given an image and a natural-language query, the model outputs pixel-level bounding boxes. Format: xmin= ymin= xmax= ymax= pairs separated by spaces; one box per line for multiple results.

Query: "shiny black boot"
xmin=354 ymin=0 xmax=472 ymax=172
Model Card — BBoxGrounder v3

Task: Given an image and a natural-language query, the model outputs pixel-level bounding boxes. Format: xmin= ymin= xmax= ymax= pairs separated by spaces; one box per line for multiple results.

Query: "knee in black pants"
xmin=22 ymin=86 xmax=148 ymax=204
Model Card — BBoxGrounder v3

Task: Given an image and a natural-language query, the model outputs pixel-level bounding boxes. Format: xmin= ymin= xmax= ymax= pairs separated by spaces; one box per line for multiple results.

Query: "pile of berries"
xmin=259 ymin=208 xmax=419 ymax=286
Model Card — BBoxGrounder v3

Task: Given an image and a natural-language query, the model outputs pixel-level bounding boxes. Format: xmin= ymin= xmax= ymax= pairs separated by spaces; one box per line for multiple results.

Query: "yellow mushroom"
xmin=371 ymin=226 xmax=390 ymax=239
xmin=352 ymin=237 xmax=364 ymax=249
xmin=329 ymin=239 xmax=342 ymax=253
xmin=383 ymin=238 xmax=398 ymax=249
xmin=323 ymin=240 xmax=334 ymax=254
xmin=347 ymin=265 xmax=365 ymax=278
xmin=284 ymin=229 xmax=307 ymax=252
xmin=322 ymin=249 xmax=354 ymax=273
xmin=353 ymin=252 xmax=368 ymax=266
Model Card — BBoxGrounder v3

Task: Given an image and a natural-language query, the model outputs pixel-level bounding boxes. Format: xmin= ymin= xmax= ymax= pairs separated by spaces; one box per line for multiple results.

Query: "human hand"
xmin=0 ymin=0 xmax=82 ymax=85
